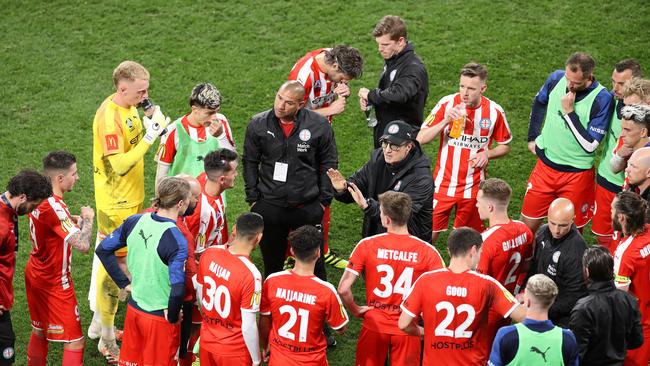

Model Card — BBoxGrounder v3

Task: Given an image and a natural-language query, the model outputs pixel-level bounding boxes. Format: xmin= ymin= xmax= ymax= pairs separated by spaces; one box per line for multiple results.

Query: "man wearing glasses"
xmin=327 ymin=120 xmax=433 ymax=242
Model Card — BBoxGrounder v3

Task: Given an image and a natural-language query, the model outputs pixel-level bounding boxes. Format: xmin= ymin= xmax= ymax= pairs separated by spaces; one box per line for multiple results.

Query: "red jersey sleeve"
xmin=155 ymin=127 xmax=177 ymax=164
xmin=240 ymin=266 xmax=262 ymax=312
xmin=612 ymin=135 xmax=625 ymax=155
xmin=42 ymin=199 xmax=79 ymax=242
xmin=346 ymin=241 xmax=366 ymax=276
xmin=475 ymin=241 xmax=495 ymax=275
xmin=423 ymin=100 xmax=449 ymax=128
xmin=260 ymin=279 xmax=271 ymax=315
xmin=487 ymin=278 xmax=518 ymax=319
xmin=400 ymin=275 xmax=426 ymax=319
xmin=325 ymin=287 xmax=349 ymax=330
xmin=491 ymin=108 xmax=512 ymax=144
xmin=425 ymin=246 xmax=445 ymax=271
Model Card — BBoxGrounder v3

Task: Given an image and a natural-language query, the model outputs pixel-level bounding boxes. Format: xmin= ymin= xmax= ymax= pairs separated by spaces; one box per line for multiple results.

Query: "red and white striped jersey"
xmin=422 ymin=94 xmax=512 ymax=199
xmin=26 ymin=196 xmax=80 ymax=290
xmin=289 ymin=48 xmax=337 ymax=118
xmin=185 ymin=173 xmax=229 ymax=253
xmin=155 ymin=113 xmax=235 ymax=165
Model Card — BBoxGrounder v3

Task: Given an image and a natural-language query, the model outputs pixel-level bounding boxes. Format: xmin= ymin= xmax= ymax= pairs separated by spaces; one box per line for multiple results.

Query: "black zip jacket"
xmin=569 ymin=280 xmax=643 ymax=365
xmin=243 ymin=108 xmax=338 ymax=207
xmin=335 ymin=143 xmax=433 ymax=242
xmin=527 ymin=224 xmax=588 ymax=327
xmin=367 ymin=43 xmax=429 ymax=147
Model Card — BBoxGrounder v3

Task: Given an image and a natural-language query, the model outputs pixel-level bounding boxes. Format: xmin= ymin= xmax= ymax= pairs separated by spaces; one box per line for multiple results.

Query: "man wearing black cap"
xmin=327 ymin=120 xmax=433 ymax=242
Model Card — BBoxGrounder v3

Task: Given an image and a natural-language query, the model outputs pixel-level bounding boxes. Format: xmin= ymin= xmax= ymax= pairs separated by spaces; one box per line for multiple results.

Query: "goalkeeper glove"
xmin=142 ymin=106 xmax=170 ymax=144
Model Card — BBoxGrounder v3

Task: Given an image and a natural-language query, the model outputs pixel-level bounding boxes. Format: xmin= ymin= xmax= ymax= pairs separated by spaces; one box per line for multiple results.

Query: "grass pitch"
xmin=1 ymin=1 xmax=649 ymax=364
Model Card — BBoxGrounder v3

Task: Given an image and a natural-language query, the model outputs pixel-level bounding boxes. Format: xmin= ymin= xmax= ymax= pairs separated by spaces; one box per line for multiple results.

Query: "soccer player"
xmin=521 ymin=52 xmax=613 ymax=233
xmin=185 ymin=148 xmax=238 ymax=253
xmin=0 ymin=170 xmax=51 ymax=365
xmin=289 ymin=45 xmax=363 ymax=119
xmin=95 ymin=177 xmax=190 ymax=365
xmin=337 ymin=191 xmax=444 ymax=366
xmin=417 ymin=63 xmax=512 ymax=244
xmin=612 ymin=191 xmax=650 ymax=365
xmin=155 ymin=82 xmax=236 ymax=189
xmin=195 ymin=212 xmax=264 ymax=365
xmin=611 ymin=105 xmax=650 ymax=173
xmin=89 ymin=60 xmax=170 ymax=359
xmin=359 ymin=15 xmax=429 ymax=148
xmin=592 ymin=59 xmax=642 ymax=248
xmin=488 ymin=274 xmax=579 ymax=366
xmin=475 ymin=178 xmax=533 ymax=342
xmin=260 ymin=225 xmax=349 ymax=366
xmin=398 ymin=227 xmax=526 ymax=365
xmin=25 ymin=152 xmax=94 ymax=365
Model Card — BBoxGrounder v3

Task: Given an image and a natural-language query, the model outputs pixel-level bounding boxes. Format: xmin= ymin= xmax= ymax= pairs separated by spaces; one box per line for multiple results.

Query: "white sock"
xmin=101 ymin=324 xmax=115 ymax=341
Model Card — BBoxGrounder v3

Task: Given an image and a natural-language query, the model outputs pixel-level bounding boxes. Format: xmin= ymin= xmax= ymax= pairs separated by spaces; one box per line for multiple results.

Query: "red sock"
xmin=27 ymin=332 xmax=48 ymax=366
xmin=62 ymin=348 xmax=84 ymax=366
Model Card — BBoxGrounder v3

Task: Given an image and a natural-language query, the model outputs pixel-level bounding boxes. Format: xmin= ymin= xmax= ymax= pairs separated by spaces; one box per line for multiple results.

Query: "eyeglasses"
xmin=381 ymin=140 xmax=405 ymax=151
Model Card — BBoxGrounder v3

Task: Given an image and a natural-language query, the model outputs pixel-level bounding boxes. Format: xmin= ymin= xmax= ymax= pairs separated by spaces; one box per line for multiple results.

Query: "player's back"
xmin=348 ymin=232 xmax=444 ymax=334
xmin=261 ymin=270 xmax=348 ymax=366
xmin=478 ymin=220 xmax=534 ymax=294
xmin=403 ymin=268 xmax=518 ymax=366
xmin=617 ymin=227 xmax=650 ymax=330
xmin=27 ymin=196 xmax=78 ymax=289
xmin=186 ymin=172 xmax=227 ymax=252
xmin=198 ymin=246 xmax=262 ymax=356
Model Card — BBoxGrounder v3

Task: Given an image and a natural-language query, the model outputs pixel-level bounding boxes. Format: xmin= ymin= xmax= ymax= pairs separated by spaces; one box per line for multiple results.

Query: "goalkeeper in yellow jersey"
xmin=88 ymin=60 xmax=170 ymax=362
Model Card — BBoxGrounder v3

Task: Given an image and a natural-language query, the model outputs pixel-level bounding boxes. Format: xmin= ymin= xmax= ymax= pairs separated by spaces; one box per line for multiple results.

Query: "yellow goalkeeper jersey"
xmin=93 ymin=94 xmax=145 ymax=209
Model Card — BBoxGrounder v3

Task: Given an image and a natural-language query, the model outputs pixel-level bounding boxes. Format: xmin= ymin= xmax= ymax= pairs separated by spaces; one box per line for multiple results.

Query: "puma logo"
xmin=266 ymin=130 xmax=276 ymax=138
xmin=196 ymin=155 xmax=204 ymax=162
xmin=139 ymin=229 xmax=152 ymax=248
xmin=530 ymin=346 xmax=551 ymax=362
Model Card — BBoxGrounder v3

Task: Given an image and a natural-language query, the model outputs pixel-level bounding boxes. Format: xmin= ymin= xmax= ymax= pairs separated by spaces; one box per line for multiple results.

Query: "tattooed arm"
xmin=68 ymin=206 xmax=94 ymax=254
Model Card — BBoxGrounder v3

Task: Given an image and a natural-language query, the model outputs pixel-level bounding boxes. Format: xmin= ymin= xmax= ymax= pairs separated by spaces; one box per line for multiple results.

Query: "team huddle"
xmin=2 ymin=13 xmax=650 ymax=366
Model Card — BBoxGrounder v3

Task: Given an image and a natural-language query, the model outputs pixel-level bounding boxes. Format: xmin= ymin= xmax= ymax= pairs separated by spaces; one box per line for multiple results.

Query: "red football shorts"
xmin=268 ymin=348 xmax=327 ymax=366
xmin=355 ymin=326 xmax=421 ymax=366
xmin=119 ymin=304 xmax=180 ymax=366
xmin=592 ymin=183 xmax=617 ymax=236
xmin=432 ymin=194 xmax=484 ymax=232
xmin=521 ymin=159 xmax=595 ymax=227
xmin=192 ymin=304 xmax=202 ymax=325
xmin=25 ymin=274 xmax=83 ymax=342
xmin=199 ymin=348 xmax=252 ymax=366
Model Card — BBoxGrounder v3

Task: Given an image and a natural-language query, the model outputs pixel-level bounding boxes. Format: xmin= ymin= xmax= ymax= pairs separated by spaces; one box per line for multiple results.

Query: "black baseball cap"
xmin=379 ymin=120 xmax=415 ymax=145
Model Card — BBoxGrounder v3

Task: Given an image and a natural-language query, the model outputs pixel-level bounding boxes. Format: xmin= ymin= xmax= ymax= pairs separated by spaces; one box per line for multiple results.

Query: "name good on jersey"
xmin=289 ymin=49 xmax=337 ymax=113
xmin=27 ymin=196 xmax=80 ymax=289
xmin=197 ymin=246 xmax=262 ymax=356
xmin=477 ymin=220 xmax=534 ymax=295
xmin=93 ymin=94 xmax=145 ymax=209
xmin=156 ymin=113 xmax=235 ymax=166
xmin=423 ymin=94 xmax=511 ymax=199
xmin=346 ymin=233 xmax=444 ymax=334
xmin=401 ymin=268 xmax=518 ymax=366
xmin=186 ymin=173 xmax=228 ymax=253
xmin=261 ymin=270 xmax=349 ymax=365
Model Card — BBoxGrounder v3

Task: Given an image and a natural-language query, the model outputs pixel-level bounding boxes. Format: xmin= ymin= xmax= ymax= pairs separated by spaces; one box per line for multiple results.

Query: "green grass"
xmin=1 ymin=0 xmax=649 ymax=364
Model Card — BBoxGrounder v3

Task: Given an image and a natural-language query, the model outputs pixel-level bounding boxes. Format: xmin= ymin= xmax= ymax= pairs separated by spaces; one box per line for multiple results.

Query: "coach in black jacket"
xmin=243 ymin=81 xmax=337 ymax=278
xmin=358 ymin=15 xmax=429 ymax=148
xmin=570 ymin=246 xmax=643 ymax=365
xmin=328 ymin=120 xmax=433 ymax=242
xmin=526 ymin=198 xmax=588 ymax=328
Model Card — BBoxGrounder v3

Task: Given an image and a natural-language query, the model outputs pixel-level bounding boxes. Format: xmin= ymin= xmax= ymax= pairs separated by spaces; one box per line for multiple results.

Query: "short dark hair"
xmin=460 ymin=63 xmax=488 ymax=82
xmin=378 ymin=191 xmax=411 ymax=226
xmin=204 ymin=148 xmax=238 ymax=180
xmin=325 ymin=45 xmax=363 ymax=79
xmin=372 ymin=15 xmax=407 ymax=41
xmin=615 ymin=191 xmax=648 ymax=235
xmin=566 ymin=52 xmax=596 ymax=76
xmin=583 ymin=246 xmax=614 ymax=282
xmin=189 ymin=82 xmax=221 ymax=110
xmin=615 ymin=58 xmax=642 ymax=78
xmin=479 ymin=178 xmax=511 ymax=208
xmin=289 ymin=225 xmax=322 ymax=262
xmin=447 ymin=227 xmax=482 ymax=258
xmin=235 ymin=213 xmax=264 ymax=241
xmin=43 ymin=151 xmax=76 ymax=174
xmin=6 ymin=169 xmax=52 ymax=201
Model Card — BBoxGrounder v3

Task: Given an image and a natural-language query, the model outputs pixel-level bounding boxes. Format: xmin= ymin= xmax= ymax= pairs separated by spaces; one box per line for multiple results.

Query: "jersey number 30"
xmin=202 ymin=276 xmax=231 ymax=318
